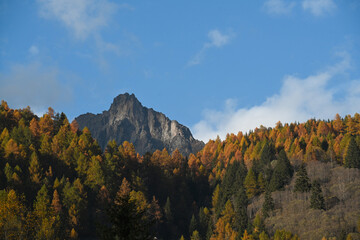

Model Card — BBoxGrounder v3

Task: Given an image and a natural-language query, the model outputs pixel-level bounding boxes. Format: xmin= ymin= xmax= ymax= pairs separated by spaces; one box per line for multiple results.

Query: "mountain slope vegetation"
xmin=0 ymin=100 xmax=360 ymax=240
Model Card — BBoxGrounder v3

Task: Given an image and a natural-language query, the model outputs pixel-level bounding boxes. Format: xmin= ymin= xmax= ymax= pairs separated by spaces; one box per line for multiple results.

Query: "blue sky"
xmin=1 ymin=0 xmax=360 ymax=141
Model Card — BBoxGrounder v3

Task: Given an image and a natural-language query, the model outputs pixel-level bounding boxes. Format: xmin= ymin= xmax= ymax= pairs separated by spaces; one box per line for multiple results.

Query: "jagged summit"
xmin=75 ymin=93 xmax=204 ymax=155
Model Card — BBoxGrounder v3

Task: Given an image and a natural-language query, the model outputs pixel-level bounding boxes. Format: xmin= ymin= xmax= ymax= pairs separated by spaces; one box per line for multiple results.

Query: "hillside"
xmin=75 ymin=93 xmax=204 ymax=155
xmin=0 ymin=100 xmax=360 ymax=240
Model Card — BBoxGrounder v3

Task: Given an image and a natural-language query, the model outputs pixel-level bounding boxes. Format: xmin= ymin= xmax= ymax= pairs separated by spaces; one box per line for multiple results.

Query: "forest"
xmin=0 ymin=100 xmax=360 ymax=240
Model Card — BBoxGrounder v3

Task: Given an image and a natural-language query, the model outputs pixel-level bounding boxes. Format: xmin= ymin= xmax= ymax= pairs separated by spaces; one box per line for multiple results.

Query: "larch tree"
xmin=244 ymin=168 xmax=257 ymax=198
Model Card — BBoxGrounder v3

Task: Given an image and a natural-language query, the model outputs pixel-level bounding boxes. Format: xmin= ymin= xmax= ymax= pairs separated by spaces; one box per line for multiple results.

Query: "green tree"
xmin=344 ymin=137 xmax=360 ymax=168
xmin=189 ymin=214 xmax=197 ymax=237
xmin=102 ymin=187 xmax=153 ymax=240
xmin=233 ymin=185 xmax=248 ymax=235
xmin=164 ymin=196 xmax=173 ymax=222
xmin=85 ymin=155 xmax=105 ymax=190
xmin=293 ymin=164 xmax=311 ymax=193
xmin=262 ymin=189 xmax=274 ymax=218
xmin=244 ymin=168 xmax=257 ymax=198
xmin=259 ymin=231 xmax=270 ymax=240
xmin=310 ymin=180 xmax=325 ymax=210
xmin=269 ymin=150 xmax=293 ymax=191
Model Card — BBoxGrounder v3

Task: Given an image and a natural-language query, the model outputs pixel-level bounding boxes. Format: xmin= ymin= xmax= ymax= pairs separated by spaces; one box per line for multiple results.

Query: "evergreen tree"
xmin=217 ymin=161 xmax=247 ymax=217
xmin=257 ymin=173 xmax=266 ymax=193
xmin=103 ymin=190 xmax=153 ymax=240
xmin=262 ymin=189 xmax=274 ymax=218
xmin=294 ymin=164 xmax=311 ymax=193
xmin=164 ymin=196 xmax=173 ymax=222
xmin=269 ymin=150 xmax=293 ymax=191
xmin=310 ymin=180 xmax=325 ymax=210
xmin=233 ymin=185 xmax=248 ymax=235
xmin=189 ymin=214 xmax=197 ymax=236
xmin=344 ymin=137 xmax=360 ymax=168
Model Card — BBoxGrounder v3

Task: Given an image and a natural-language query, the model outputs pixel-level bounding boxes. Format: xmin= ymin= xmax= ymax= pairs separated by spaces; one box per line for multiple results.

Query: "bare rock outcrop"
xmin=75 ymin=93 xmax=204 ymax=155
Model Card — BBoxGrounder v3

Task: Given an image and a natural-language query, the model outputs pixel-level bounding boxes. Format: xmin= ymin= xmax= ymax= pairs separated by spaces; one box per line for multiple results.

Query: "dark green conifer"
xmin=262 ymin=189 xmax=274 ymax=218
xmin=344 ymin=137 xmax=360 ymax=169
xmin=294 ymin=164 xmax=311 ymax=193
xmin=164 ymin=196 xmax=173 ymax=222
xmin=310 ymin=180 xmax=325 ymax=210
xmin=269 ymin=150 xmax=293 ymax=191
xmin=189 ymin=214 xmax=197 ymax=237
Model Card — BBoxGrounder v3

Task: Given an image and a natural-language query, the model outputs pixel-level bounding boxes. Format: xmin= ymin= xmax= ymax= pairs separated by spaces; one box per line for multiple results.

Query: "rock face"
xmin=75 ymin=93 xmax=204 ymax=155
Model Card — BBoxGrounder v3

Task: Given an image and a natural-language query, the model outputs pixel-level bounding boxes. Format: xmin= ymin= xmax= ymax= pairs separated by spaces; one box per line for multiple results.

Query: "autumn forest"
xmin=0 ymin=100 xmax=360 ymax=240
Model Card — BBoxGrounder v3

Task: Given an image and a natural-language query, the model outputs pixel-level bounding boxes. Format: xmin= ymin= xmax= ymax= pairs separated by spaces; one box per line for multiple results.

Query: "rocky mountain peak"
xmin=75 ymin=93 xmax=204 ymax=155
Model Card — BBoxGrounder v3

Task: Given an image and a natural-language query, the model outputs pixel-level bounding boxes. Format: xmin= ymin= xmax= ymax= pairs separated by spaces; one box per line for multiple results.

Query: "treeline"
xmin=0 ymin=100 xmax=360 ymax=239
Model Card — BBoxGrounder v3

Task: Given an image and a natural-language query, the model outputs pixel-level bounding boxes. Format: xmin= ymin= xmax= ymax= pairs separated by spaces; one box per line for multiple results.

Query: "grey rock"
xmin=75 ymin=93 xmax=204 ymax=156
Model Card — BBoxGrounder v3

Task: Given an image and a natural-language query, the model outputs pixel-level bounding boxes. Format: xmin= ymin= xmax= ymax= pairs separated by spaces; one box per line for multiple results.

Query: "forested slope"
xmin=1 ymin=100 xmax=360 ymax=240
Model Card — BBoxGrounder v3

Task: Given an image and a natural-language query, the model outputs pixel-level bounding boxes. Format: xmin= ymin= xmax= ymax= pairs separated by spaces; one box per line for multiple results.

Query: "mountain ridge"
xmin=75 ymin=93 xmax=204 ymax=155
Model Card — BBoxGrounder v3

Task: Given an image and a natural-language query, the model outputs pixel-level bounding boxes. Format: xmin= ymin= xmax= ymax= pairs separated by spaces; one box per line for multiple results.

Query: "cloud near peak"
xmin=188 ymin=29 xmax=231 ymax=66
xmin=192 ymin=53 xmax=360 ymax=142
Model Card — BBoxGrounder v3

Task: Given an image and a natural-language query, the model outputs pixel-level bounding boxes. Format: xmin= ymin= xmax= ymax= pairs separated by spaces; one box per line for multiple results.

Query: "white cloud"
xmin=192 ymin=53 xmax=360 ymax=142
xmin=302 ymin=0 xmax=336 ymax=16
xmin=37 ymin=0 xmax=118 ymax=40
xmin=188 ymin=29 xmax=231 ymax=66
xmin=263 ymin=0 xmax=296 ymax=15
xmin=29 ymin=45 xmax=39 ymax=55
xmin=0 ymin=62 xmax=72 ymax=113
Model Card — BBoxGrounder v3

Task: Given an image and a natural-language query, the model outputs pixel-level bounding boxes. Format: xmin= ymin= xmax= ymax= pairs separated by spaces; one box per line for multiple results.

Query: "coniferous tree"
xmin=244 ymin=168 xmax=257 ymax=198
xmin=294 ymin=164 xmax=311 ymax=193
xmin=234 ymin=185 xmax=248 ymax=235
xmin=29 ymin=151 xmax=42 ymax=184
xmin=191 ymin=230 xmax=201 ymax=240
xmin=189 ymin=214 xmax=197 ymax=237
xmin=262 ymin=189 xmax=274 ymax=218
xmin=164 ymin=196 xmax=173 ymax=222
xmin=103 ymin=189 xmax=153 ymax=240
xmin=259 ymin=231 xmax=270 ymax=240
xmin=344 ymin=137 xmax=360 ymax=169
xmin=269 ymin=150 xmax=293 ymax=191
xmin=310 ymin=180 xmax=325 ymax=210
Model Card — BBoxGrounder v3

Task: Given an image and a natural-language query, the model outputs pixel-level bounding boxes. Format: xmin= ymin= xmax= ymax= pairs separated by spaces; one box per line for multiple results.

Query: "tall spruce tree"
xmin=262 ymin=189 xmax=274 ymax=218
xmin=310 ymin=180 xmax=325 ymax=210
xmin=269 ymin=150 xmax=293 ymax=191
xmin=344 ymin=137 xmax=360 ymax=169
xmin=294 ymin=164 xmax=311 ymax=193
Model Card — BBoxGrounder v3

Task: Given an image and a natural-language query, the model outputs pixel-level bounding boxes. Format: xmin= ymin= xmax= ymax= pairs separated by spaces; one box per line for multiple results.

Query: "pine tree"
xmin=257 ymin=173 xmax=266 ymax=193
xmin=294 ymin=164 xmax=311 ymax=193
xmin=233 ymin=186 xmax=248 ymax=235
xmin=344 ymin=137 xmax=360 ymax=168
xmin=269 ymin=150 xmax=293 ymax=191
xmin=310 ymin=180 xmax=325 ymax=210
xmin=164 ymin=196 xmax=173 ymax=222
xmin=262 ymin=189 xmax=274 ymax=218
xmin=102 ymin=185 xmax=153 ymax=240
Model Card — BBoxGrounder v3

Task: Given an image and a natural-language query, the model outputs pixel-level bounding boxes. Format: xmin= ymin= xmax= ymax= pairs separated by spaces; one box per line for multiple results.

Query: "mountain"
xmin=75 ymin=93 xmax=204 ymax=155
